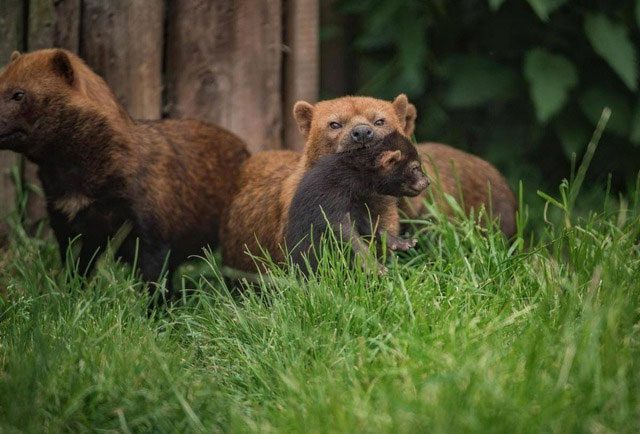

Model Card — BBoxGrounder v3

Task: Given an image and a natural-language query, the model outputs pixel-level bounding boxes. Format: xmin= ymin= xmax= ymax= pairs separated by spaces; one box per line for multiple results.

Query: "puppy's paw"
xmin=388 ymin=235 xmax=417 ymax=252
xmin=377 ymin=264 xmax=388 ymax=276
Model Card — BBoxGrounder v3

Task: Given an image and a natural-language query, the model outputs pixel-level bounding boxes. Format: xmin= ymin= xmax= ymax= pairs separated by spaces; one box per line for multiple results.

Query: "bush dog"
xmin=221 ymin=94 xmax=417 ymax=272
xmin=285 ymin=131 xmax=429 ymax=274
xmin=0 ymin=49 xmax=249 ymax=297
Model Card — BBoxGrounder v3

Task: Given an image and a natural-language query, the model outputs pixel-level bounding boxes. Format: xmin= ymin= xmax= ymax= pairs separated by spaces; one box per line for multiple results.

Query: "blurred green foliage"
xmin=329 ymin=0 xmax=640 ymax=192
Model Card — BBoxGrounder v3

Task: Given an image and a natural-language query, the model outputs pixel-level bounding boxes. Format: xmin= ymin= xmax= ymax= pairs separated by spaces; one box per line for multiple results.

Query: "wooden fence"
xmin=0 ymin=0 xmax=319 ymax=238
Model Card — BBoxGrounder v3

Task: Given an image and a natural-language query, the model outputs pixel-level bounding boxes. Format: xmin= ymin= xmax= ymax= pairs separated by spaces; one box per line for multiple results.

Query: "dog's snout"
xmin=350 ymin=124 xmax=374 ymax=144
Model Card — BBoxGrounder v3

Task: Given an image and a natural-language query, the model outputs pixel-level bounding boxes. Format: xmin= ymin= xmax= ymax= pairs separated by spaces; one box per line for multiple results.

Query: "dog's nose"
xmin=350 ymin=124 xmax=374 ymax=144
xmin=416 ymin=176 xmax=430 ymax=191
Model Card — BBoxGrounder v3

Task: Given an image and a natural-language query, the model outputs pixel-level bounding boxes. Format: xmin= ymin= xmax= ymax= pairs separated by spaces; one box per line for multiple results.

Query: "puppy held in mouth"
xmin=285 ymin=131 xmax=429 ymax=275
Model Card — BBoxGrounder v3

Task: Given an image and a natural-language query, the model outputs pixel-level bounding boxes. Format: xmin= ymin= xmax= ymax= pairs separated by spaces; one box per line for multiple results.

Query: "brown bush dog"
xmin=221 ymin=95 xmax=416 ymax=272
xmin=0 ymin=49 xmax=249 ymax=297
xmin=400 ymin=143 xmax=517 ymax=237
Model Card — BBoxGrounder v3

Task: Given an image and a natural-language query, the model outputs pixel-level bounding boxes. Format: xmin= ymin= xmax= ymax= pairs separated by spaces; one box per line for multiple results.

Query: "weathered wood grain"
xmin=165 ymin=0 xmax=283 ymax=152
xmin=28 ymin=0 xmax=80 ymax=51
xmin=0 ymin=0 xmax=23 ymax=63
xmin=284 ymin=0 xmax=319 ymax=150
xmin=81 ymin=0 xmax=164 ymax=119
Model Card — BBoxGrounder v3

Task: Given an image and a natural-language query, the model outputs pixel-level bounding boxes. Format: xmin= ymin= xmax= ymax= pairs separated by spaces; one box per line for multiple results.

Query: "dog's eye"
xmin=374 ymin=119 xmax=385 ymax=126
xmin=329 ymin=122 xmax=342 ymax=130
xmin=11 ymin=91 xmax=25 ymax=101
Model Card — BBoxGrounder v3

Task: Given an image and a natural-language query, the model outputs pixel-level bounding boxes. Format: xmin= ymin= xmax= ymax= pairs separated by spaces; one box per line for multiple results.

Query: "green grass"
xmin=1 ymin=111 xmax=639 ymax=432
xmin=1 ymin=180 xmax=639 ymax=433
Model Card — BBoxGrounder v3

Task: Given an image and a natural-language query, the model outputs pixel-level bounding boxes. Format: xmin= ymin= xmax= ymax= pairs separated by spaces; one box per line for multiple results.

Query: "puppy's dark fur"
xmin=285 ymin=132 xmax=429 ymax=274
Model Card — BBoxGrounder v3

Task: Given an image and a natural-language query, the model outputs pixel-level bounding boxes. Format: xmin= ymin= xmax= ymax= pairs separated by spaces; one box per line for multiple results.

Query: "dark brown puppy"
xmin=285 ymin=132 xmax=429 ymax=274
xmin=401 ymin=143 xmax=517 ymax=237
xmin=221 ymin=95 xmax=417 ymax=272
xmin=0 ymin=49 xmax=249 ymax=296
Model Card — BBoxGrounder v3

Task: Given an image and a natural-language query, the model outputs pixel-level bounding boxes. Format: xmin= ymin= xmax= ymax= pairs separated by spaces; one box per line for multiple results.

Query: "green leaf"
xmin=488 ymin=0 xmax=507 ymax=11
xmin=526 ymin=0 xmax=568 ymax=21
xmin=636 ymin=0 xmax=640 ymax=30
xmin=578 ymin=86 xmax=632 ymax=137
xmin=584 ymin=13 xmax=638 ymax=91
xmin=524 ymin=49 xmax=578 ymax=122
xmin=442 ymin=55 xmax=518 ymax=108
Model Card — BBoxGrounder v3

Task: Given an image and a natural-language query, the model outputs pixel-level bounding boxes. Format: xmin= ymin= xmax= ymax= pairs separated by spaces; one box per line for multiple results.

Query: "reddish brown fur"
xmin=131 ymin=119 xmax=250 ymax=257
xmin=0 ymin=49 xmax=249 ymax=292
xmin=400 ymin=143 xmax=517 ymax=237
xmin=221 ymin=150 xmax=300 ymax=271
xmin=221 ymin=95 xmax=415 ymax=272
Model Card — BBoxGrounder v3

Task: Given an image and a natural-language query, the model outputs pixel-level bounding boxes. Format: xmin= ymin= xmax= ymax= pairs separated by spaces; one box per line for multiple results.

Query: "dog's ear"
xmin=404 ymin=103 xmax=417 ymax=136
xmin=51 ymin=50 xmax=75 ymax=86
xmin=392 ymin=94 xmax=408 ymax=125
xmin=378 ymin=150 xmax=402 ymax=171
xmin=293 ymin=101 xmax=315 ymax=139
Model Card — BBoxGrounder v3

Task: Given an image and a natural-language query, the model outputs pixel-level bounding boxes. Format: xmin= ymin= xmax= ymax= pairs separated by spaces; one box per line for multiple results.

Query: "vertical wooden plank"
xmin=0 ymin=0 xmax=24 ymax=239
xmin=27 ymin=0 xmax=54 ymax=50
xmin=28 ymin=0 xmax=80 ymax=51
xmin=81 ymin=0 xmax=164 ymax=120
xmin=50 ymin=0 xmax=80 ymax=51
xmin=283 ymin=0 xmax=319 ymax=150
xmin=23 ymin=0 xmax=81 ymax=232
xmin=165 ymin=0 xmax=283 ymax=153
xmin=0 ymin=0 xmax=24 ymax=69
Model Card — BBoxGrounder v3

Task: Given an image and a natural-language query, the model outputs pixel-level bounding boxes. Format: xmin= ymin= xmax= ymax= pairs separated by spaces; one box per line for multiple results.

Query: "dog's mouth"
xmin=403 ymin=187 xmax=423 ymax=197
xmin=403 ymin=182 xmax=429 ymax=197
xmin=338 ymin=135 xmax=378 ymax=154
xmin=407 ymin=176 xmax=431 ymax=196
xmin=337 ymin=142 xmax=368 ymax=154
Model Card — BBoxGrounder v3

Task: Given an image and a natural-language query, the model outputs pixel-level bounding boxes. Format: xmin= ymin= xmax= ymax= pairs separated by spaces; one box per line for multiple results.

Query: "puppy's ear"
xmin=51 ymin=50 xmax=75 ymax=86
xmin=378 ymin=150 xmax=402 ymax=171
xmin=293 ymin=101 xmax=315 ymax=139
xmin=404 ymin=103 xmax=417 ymax=137
xmin=10 ymin=51 xmax=21 ymax=62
